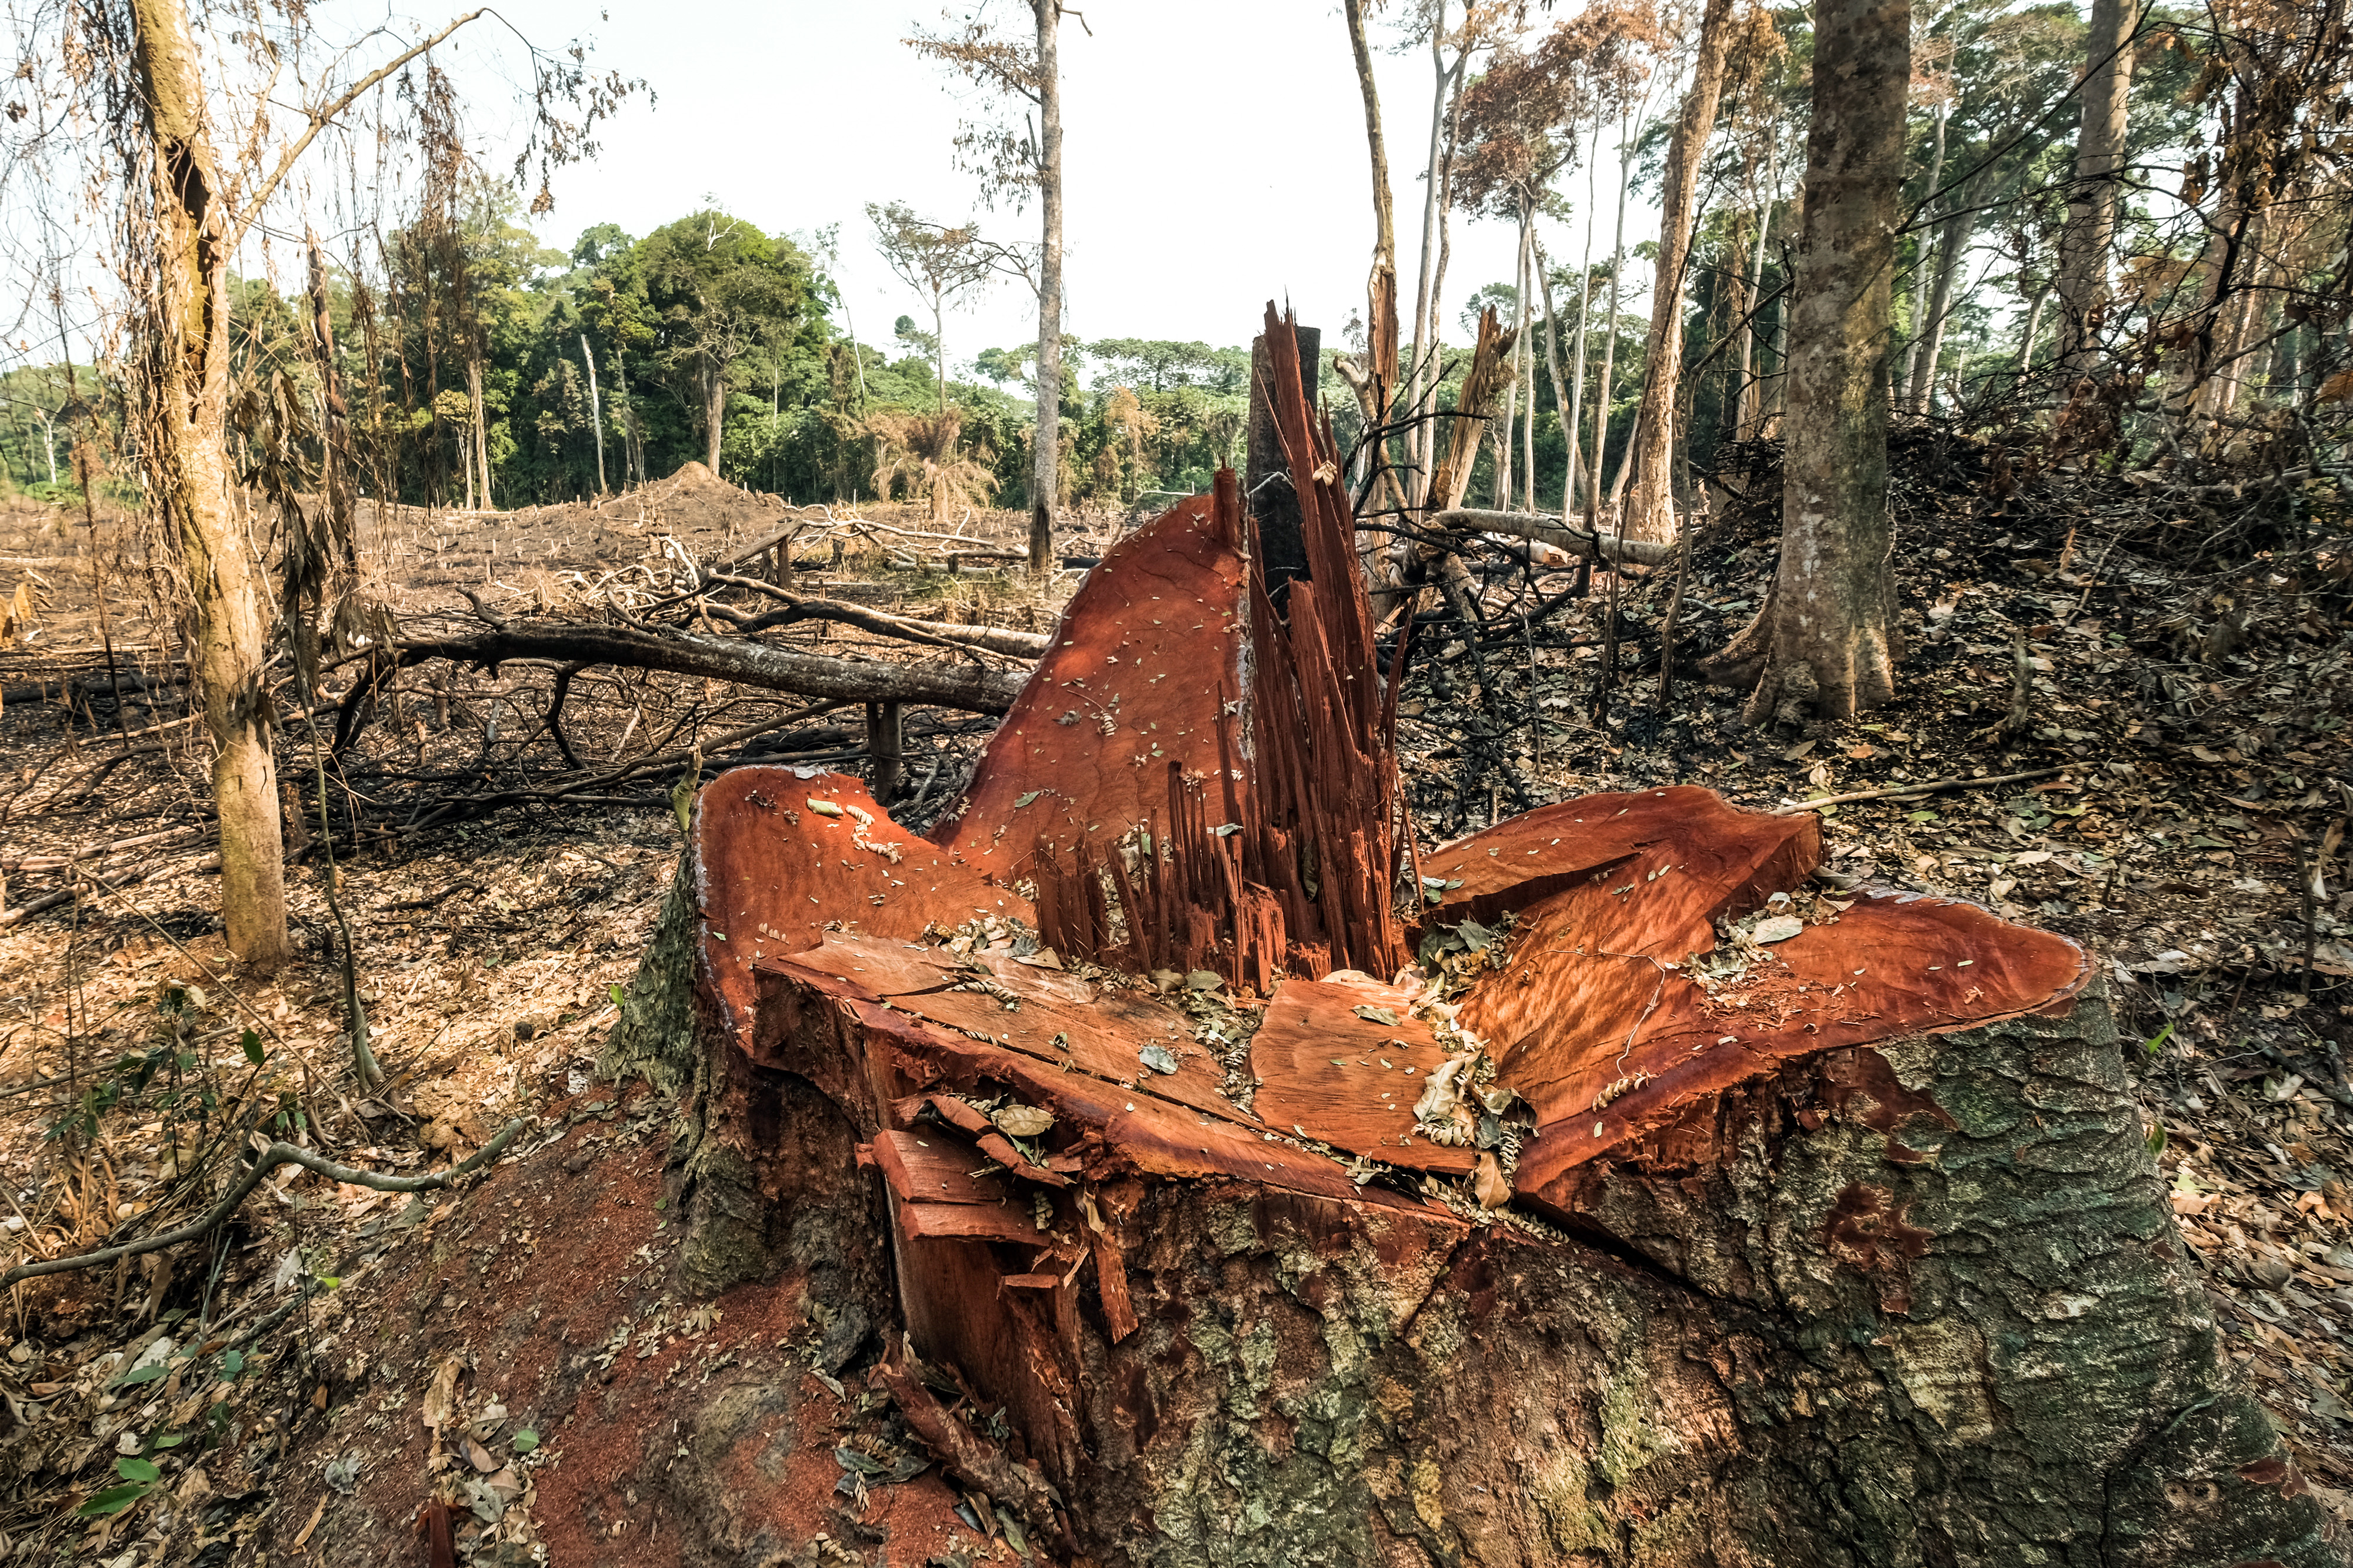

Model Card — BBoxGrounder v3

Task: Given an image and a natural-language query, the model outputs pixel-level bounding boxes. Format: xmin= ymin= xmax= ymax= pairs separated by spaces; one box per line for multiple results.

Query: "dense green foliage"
xmin=0 ymin=192 xmax=1360 ymax=516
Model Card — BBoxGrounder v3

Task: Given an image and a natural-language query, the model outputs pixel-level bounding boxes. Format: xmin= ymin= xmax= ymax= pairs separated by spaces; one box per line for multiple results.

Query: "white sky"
xmin=461 ymin=0 xmax=1667 ymax=379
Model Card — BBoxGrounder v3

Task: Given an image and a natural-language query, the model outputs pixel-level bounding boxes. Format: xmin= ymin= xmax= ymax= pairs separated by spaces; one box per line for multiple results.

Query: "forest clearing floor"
xmin=0 ymin=435 xmax=2349 ymax=1564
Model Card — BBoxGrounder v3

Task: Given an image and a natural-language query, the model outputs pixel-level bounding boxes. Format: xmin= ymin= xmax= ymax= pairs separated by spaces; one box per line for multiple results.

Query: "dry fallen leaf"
xmin=422 ymin=1354 xmax=466 ymax=1435
xmin=465 ymin=1437 xmax=499 ymax=1474
xmin=1472 ymin=1151 xmax=1511 ymax=1209
xmin=992 ymin=1105 xmax=1055 ymax=1139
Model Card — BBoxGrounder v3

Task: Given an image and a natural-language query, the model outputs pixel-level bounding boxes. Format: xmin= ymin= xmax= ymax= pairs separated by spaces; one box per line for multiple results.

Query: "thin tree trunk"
xmin=582 ymin=333 xmax=606 ymax=495
xmin=468 ymin=352 xmax=490 ymax=507
xmin=1626 ymin=0 xmax=1736 ymax=543
xmin=1568 ymin=116 xmax=1599 ymax=513
xmin=2016 ymin=276 xmax=2049 ymax=386
xmin=1344 ymin=0 xmax=1399 ymax=396
xmin=1706 ymin=0 xmax=1907 ymax=722
xmin=2195 ymin=199 xmax=2269 ymax=425
xmin=2053 ymin=0 xmax=2142 ymax=378
xmin=1519 ymin=205 xmax=1537 ymax=512
xmin=1915 ymin=204 xmax=1975 ymax=412
xmin=1533 ymin=233 xmax=1577 ymax=518
xmin=305 ymin=232 xmax=351 ymax=521
xmin=1498 ymin=210 xmax=1531 ymax=509
xmin=1738 ymin=196 xmax=1775 ymax=436
xmin=1591 ymin=113 xmax=1634 ymax=528
xmin=704 ymin=353 xmax=726 ymax=472
xmin=1407 ymin=4 xmax=1452 ymax=507
xmin=1422 ymin=54 xmax=1468 ymax=510
xmin=129 ymin=0 xmax=289 ymax=965
xmin=615 ymin=350 xmax=642 ymax=487
xmin=1901 ymin=101 xmax=1951 ymax=406
xmin=1029 ymin=0 xmax=1064 ymax=575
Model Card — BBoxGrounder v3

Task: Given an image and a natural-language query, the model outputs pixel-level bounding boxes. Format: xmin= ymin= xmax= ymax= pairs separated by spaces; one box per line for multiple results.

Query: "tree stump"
xmin=604 ymin=313 xmax=2344 ymax=1567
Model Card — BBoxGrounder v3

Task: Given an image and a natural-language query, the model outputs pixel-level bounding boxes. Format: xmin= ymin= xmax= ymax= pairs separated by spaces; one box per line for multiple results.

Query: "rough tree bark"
xmin=2052 ymin=0 xmax=2142 ymax=379
xmin=1028 ymin=0 xmax=1065 ymax=576
xmin=1704 ymin=0 xmax=1906 ymax=723
xmin=129 ymin=0 xmax=291 ymax=966
xmin=598 ymin=314 xmax=2341 ymax=1568
xmin=1625 ymin=0 xmax=1736 ymax=544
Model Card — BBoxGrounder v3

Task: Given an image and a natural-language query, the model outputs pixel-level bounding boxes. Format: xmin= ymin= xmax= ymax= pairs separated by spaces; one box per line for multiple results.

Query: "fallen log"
xmin=1431 ymin=506 xmax=1679 ymax=568
xmin=333 ymin=618 xmax=1030 ymax=754
xmin=591 ymin=313 xmax=2339 ymax=1566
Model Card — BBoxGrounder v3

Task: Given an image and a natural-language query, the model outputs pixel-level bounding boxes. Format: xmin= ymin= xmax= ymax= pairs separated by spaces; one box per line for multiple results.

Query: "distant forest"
xmin=0 ymin=184 xmax=1692 ymax=518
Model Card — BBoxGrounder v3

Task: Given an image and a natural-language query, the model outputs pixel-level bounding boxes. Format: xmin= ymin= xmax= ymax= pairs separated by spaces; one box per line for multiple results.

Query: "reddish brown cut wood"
xmin=871 ymin=1129 xmax=1017 ymax=1207
xmin=927 ymin=492 xmax=1251 ymax=885
xmin=1247 ymin=976 xmax=1479 ymax=1175
xmin=691 ymin=767 xmax=1028 ymax=1060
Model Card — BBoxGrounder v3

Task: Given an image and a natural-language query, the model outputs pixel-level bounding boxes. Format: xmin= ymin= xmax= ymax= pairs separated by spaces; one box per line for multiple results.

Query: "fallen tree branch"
xmin=398 ymin=620 xmax=1029 ymax=709
xmin=0 ymin=849 xmax=222 ymax=926
xmin=876 ymin=1355 xmax=1069 ymax=1551
xmin=336 ymin=619 xmax=1028 ymax=755
xmin=701 ymin=572 xmax=1050 ymax=657
xmin=1432 ymin=508 xmax=1678 ymax=569
xmin=1771 ymin=765 xmax=2067 ymax=815
xmin=2 ymin=1118 xmax=526 ymax=1287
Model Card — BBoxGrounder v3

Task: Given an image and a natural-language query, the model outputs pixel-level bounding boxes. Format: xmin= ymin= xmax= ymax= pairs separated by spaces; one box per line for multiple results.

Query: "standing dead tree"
xmin=594 ymin=313 xmax=2338 ymax=1566
xmin=906 ymin=1 xmax=1078 ymax=577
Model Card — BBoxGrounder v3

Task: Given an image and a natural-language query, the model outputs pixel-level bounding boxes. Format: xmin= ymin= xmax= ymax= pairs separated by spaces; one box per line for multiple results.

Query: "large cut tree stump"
xmin=605 ymin=313 xmax=2344 ymax=1567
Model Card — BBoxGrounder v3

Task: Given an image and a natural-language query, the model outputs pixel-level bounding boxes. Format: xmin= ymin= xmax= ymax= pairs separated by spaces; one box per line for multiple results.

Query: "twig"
xmin=302 ymin=712 xmax=382 ymax=1089
xmin=2 ymin=1118 xmax=525 ymax=1287
xmin=1771 ymin=765 xmax=2067 ymax=815
xmin=1655 ymin=523 xmax=1696 ymax=709
xmin=1431 ymin=508 xmax=1677 ymax=568
xmin=1972 ymin=630 xmax=2034 ymax=742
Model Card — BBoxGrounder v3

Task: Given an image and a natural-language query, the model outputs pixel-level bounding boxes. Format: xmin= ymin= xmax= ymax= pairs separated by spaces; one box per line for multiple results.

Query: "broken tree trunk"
xmin=602 ymin=317 xmax=2344 ymax=1567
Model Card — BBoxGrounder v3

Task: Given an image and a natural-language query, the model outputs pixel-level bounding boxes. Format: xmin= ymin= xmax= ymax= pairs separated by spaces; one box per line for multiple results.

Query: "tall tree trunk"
xmin=1534 ymin=234 xmax=1577 ymax=517
xmin=2016 ymin=275 xmax=2049 ymax=387
xmin=1901 ymin=100 xmax=1951 ymax=406
xmin=1625 ymin=0 xmax=1736 ymax=543
xmin=613 ymin=349 xmax=640 ymax=487
xmin=1738 ymin=196 xmax=1775 ymax=436
xmin=581 ymin=333 xmax=606 ymax=494
xmin=703 ymin=352 xmax=725 ymax=472
xmin=468 ymin=352 xmax=490 ymax=507
xmin=1344 ymin=0 xmax=1399 ymax=396
xmin=1705 ymin=0 xmax=1908 ymax=724
xmin=1028 ymin=0 xmax=1064 ymax=575
xmin=1569 ymin=118 xmax=1600 ymax=513
xmin=1591 ymin=112 xmax=1634 ymax=527
xmin=1406 ymin=5 xmax=1452 ymax=508
xmin=2053 ymin=0 xmax=2142 ymax=378
xmin=1914 ymin=203 xmax=1975 ymax=412
xmin=1498 ymin=212 xmax=1531 ymax=509
xmin=2194 ymin=200 xmax=2270 ymax=427
xmin=1519 ymin=204 xmax=1537 ymax=512
xmin=129 ymin=0 xmax=290 ymax=966
xmin=305 ymin=231 xmax=355 ymax=555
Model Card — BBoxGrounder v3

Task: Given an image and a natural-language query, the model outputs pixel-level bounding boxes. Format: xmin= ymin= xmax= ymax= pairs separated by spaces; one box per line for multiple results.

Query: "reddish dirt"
xmin=292 ymin=1081 xmax=1009 ymax=1568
